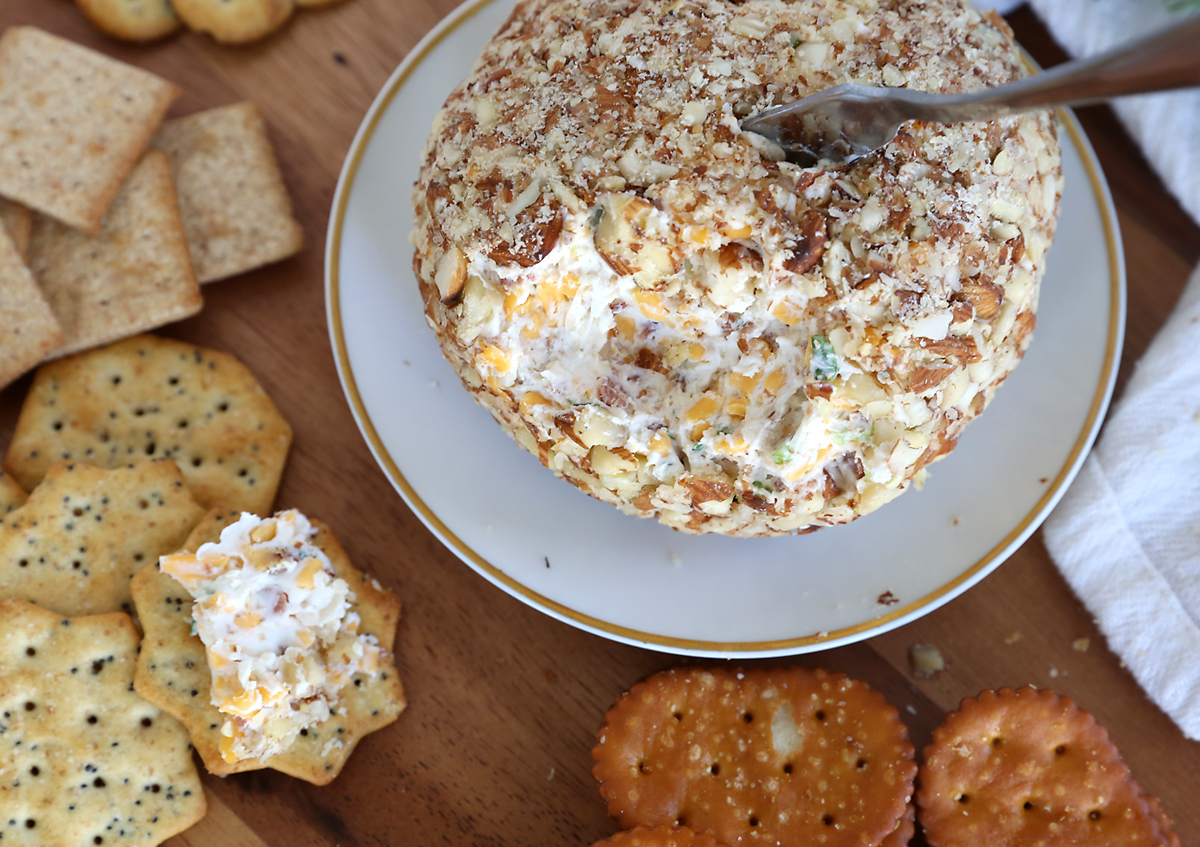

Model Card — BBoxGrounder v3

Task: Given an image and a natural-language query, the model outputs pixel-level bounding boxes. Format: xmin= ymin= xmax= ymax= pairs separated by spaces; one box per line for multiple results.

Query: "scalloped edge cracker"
xmin=593 ymin=667 xmax=916 ymax=847
xmin=171 ymin=0 xmax=295 ymax=45
xmin=5 ymin=334 xmax=292 ymax=516
xmin=0 ymin=27 xmax=179 ymax=233
xmin=28 ymin=151 xmax=203 ymax=358
xmin=133 ymin=508 xmax=406 ymax=785
xmin=589 ymin=825 xmax=734 ymax=847
xmin=75 ymin=0 xmax=184 ymax=42
xmin=0 ymin=460 xmax=206 ymax=616
xmin=151 ymin=102 xmax=304 ymax=283
xmin=0 ymin=225 xmax=63 ymax=390
xmin=0 ymin=473 xmax=27 ymax=515
xmin=0 ymin=600 xmax=206 ymax=846
xmin=917 ymin=687 xmax=1171 ymax=847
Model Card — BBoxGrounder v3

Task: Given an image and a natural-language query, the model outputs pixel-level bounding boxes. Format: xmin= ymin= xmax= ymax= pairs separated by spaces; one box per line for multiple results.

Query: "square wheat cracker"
xmin=133 ymin=509 xmax=406 ymax=785
xmin=0 ymin=225 xmax=63 ymax=390
xmin=0 ymin=600 xmax=206 ymax=845
xmin=28 ymin=150 xmax=203 ymax=358
xmin=5 ymin=334 xmax=292 ymax=516
xmin=0 ymin=460 xmax=205 ymax=616
xmin=0 ymin=27 xmax=178 ymax=234
xmin=151 ymin=101 xmax=304 ymax=283
xmin=0 ymin=198 xmax=32 ymax=259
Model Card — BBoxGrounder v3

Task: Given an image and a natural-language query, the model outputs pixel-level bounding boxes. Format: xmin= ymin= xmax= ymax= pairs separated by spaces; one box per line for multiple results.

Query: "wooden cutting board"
xmin=0 ymin=2 xmax=1197 ymax=845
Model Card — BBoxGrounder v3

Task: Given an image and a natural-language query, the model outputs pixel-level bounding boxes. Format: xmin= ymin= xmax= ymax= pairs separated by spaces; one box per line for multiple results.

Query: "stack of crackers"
xmin=0 ymin=335 xmax=406 ymax=846
xmin=589 ymin=668 xmax=1180 ymax=847
xmin=0 ymin=26 xmax=304 ymax=393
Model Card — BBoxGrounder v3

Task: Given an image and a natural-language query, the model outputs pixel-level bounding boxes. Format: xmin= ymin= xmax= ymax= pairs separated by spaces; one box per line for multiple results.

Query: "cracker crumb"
xmin=1048 ymin=667 xmax=1059 ymax=678
xmin=1072 ymin=637 xmax=1090 ymax=652
xmin=1004 ymin=631 xmax=1022 ymax=645
xmin=910 ymin=643 xmax=945 ymax=678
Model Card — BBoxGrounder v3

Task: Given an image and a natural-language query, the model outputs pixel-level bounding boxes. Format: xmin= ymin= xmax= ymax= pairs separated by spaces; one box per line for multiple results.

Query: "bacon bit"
xmin=878 ymin=591 xmax=900 ymax=606
xmin=632 ymin=347 xmax=670 ymax=375
xmin=805 ymin=382 xmax=834 ymax=400
xmin=740 ymin=491 xmax=774 ymax=513
xmin=718 ymin=241 xmax=764 ymax=271
xmin=783 ymin=209 xmax=827 ymax=274
xmin=822 ymin=470 xmax=839 ymax=500
xmin=917 ymin=335 xmax=982 ymax=364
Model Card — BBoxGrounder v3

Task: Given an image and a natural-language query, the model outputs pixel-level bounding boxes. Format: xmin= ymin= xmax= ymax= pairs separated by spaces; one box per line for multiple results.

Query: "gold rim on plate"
xmin=326 ymin=0 xmax=1124 ymax=654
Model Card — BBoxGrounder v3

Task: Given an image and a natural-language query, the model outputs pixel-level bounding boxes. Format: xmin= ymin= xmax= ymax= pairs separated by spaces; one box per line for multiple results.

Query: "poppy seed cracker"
xmin=28 ymin=151 xmax=204 ymax=358
xmin=132 ymin=509 xmax=406 ymax=784
xmin=0 ymin=473 xmax=26 ymax=515
xmin=0 ymin=600 xmax=206 ymax=845
xmin=0 ymin=27 xmax=179 ymax=234
xmin=0 ymin=225 xmax=63 ymax=391
xmin=150 ymin=102 xmax=304 ymax=283
xmin=5 ymin=334 xmax=293 ymax=516
xmin=0 ymin=460 xmax=205 ymax=616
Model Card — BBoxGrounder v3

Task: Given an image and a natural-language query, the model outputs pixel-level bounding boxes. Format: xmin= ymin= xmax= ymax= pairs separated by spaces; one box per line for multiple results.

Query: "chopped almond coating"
xmin=160 ymin=510 xmax=385 ymax=764
xmin=413 ymin=0 xmax=1061 ymax=535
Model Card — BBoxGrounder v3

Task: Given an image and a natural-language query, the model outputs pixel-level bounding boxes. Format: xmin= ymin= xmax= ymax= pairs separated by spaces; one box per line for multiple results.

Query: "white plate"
xmin=326 ymin=0 xmax=1124 ymax=657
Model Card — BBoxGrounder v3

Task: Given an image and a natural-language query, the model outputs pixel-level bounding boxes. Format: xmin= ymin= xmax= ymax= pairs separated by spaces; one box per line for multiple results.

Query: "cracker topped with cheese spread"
xmin=412 ymin=0 xmax=1061 ymax=535
xmin=133 ymin=508 xmax=405 ymax=783
xmin=160 ymin=510 xmax=383 ymax=763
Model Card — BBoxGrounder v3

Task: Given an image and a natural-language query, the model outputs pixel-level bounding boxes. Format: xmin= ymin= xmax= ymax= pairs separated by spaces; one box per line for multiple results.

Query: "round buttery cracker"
xmin=917 ymin=687 xmax=1170 ymax=847
xmin=172 ymin=0 xmax=294 ymax=43
xmin=589 ymin=825 xmax=732 ymax=847
xmin=593 ymin=667 xmax=915 ymax=847
xmin=75 ymin=0 xmax=182 ymax=41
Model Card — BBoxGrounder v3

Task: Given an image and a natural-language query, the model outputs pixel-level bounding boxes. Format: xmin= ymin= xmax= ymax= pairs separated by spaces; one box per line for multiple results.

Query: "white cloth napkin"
xmin=1024 ymin=0 xmax=1200 ymax=225
xmin=1043 ymin=265 xmax=1200 ymax=740
xmin=1029 ymin=0 xmax=1200 ymax=739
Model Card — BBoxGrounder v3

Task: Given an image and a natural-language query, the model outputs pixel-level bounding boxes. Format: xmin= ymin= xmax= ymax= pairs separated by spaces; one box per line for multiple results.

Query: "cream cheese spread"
xmin=160 ymin=510 xmax=383 ymax=764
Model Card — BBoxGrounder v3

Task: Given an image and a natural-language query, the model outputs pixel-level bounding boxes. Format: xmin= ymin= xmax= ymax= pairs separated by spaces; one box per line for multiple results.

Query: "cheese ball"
xmin=411 ymin=0 xmax=1061 ymax=535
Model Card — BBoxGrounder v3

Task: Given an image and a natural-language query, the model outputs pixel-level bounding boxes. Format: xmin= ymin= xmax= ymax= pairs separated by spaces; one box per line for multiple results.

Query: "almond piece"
xmin=959 ymin=278 xmax=1003 ymax=320
xmin=435 ymin=246 xmax=467 ymax=303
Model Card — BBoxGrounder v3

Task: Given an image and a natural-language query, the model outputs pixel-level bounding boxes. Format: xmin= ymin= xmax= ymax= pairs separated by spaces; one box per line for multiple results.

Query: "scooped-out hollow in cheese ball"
xmin=160 ymin=510 xmax=385 ymax=763
xmin=411 ymin=0 xmax=1062 ymax=536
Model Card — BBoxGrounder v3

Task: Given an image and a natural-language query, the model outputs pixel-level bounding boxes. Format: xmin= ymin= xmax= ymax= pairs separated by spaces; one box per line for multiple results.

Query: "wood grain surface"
xmin=1 ymin=2 xmax=1198 ymax=845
